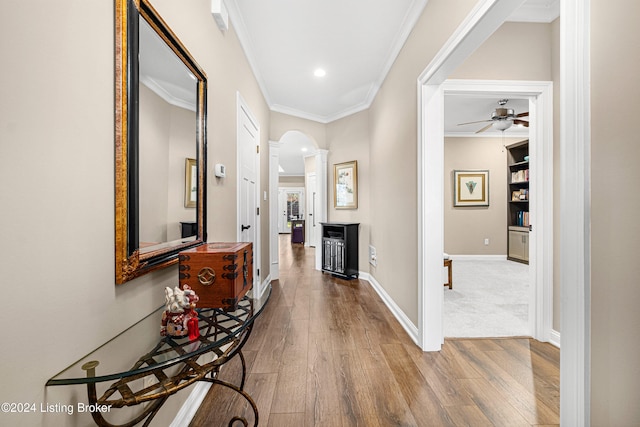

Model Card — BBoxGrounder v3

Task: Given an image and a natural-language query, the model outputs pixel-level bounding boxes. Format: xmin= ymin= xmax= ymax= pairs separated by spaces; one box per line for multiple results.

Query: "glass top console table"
xmin=47 ymin=285 xmax=271 ymax=427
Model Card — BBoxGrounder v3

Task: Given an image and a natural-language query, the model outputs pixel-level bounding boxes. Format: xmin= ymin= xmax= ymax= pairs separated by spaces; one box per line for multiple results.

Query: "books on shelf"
xmin=511 ymin=169 xmax=529 ymax=183
xmin=516 ymin=211 xmax=530 ymax=227
xmin=511 ymin=189 xmax=529 ymax=201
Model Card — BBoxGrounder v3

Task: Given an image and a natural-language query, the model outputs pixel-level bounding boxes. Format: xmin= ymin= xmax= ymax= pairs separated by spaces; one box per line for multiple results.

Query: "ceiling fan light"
xmin=492 ymin=120 xmax=512 ymax=131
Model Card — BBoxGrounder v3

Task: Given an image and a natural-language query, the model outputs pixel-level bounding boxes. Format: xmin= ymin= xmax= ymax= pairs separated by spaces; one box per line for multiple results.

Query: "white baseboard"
xmin=449 ymin=254 xmax=507 ymax=261
xmin=260 ymin=274 xmax=272 ymax=298
xmin=359 ymin=272 xmax=420 ymax=346
xmin=362 ymin=270 xmax=559 ymax=353
xmin=170 ymin=382 xmax=211 ymax=427
xmin=358 ymin=271 xmax=369 ymax=281
xmin=549 ymin=329 xmax=561 ymax=348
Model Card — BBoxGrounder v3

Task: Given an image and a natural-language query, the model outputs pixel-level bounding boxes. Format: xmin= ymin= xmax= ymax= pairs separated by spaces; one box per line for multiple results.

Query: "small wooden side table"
xmin=444 ymin=258 xmax=452 ymax=289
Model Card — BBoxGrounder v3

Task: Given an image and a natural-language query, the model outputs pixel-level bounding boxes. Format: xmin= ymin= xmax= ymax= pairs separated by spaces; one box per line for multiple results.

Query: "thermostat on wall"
xmin=214 ymin=163 xmax=226 ymax=178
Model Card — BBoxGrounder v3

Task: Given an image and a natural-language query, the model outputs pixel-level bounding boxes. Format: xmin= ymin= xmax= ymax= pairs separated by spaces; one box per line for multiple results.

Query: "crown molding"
xmin=223 ymin=0 xmax=273 ymax=106
xmin=364 ymin=0 xmax=430 ymax=111
xmin=140 ymin=76 xmax=197 ymax=112
xmin=507 ymin=0 xmax=559 ymax=23
xmin=270 ymin=101 xmax=372 ymax=124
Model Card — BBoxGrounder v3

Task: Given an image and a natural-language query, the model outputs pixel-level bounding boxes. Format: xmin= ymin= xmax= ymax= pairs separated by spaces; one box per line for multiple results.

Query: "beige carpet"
xmin=444 ymin=259 xmax=529 ymax=338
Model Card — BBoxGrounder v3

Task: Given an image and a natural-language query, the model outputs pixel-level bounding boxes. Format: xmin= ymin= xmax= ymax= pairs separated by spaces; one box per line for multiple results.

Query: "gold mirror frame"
xmin=115 ymin=0 xmax=207 ymax=284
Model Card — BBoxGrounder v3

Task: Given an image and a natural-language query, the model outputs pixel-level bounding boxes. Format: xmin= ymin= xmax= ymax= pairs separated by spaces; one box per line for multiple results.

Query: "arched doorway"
xmin=269 ymin=131 xmax=327 ymax=280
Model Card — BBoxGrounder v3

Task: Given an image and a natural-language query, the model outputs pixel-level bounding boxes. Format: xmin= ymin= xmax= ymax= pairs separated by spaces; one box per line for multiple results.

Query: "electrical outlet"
xmin=484 ymin=238 xmax=489 ymax=246
xmin=369 ymin=245 xmax=377 ymax=266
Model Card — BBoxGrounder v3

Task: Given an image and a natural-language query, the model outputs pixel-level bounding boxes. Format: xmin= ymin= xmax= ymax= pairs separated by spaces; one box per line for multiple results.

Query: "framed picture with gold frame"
xmin=185 ymin=158 xmax=197 ymax=208
xmin=334 ymin=160 xmax=358 ymax=209
xmin=453 ymin=170 xmax=489 ymax=207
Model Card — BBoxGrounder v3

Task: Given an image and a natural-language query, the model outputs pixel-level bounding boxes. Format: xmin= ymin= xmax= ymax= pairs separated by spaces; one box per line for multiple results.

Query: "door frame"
xmin=268 ymin=142 xmax=328 ymax=278
xmin=416 ymin=0 xmax=591 ymax=424
xmin=236 ymin=92 xmax=262 ymax=297
xmin=269 ymin=141 xmax=280 ymax=280
xmin=278 ymin=187 xmax=305 ymax=233
xmin=306 ymin=172 xmax=317 ymax=247
xmin=420 ymin=78 xmax=553 ymax=346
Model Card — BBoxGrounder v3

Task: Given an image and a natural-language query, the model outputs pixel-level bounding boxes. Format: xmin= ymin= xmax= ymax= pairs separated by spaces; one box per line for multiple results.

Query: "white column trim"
xmin=314 ymin=149 xmax=328 ymax=271
xmin=268 ymin=140 xmax=280 ymax=280
xmin=560 ymin=0 xmax=591 ymax=424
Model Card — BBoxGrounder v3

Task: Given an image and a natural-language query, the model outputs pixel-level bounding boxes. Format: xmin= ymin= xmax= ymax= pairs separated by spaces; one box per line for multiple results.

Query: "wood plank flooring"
xmin=190 ymin=236 xmax=559 ymax=426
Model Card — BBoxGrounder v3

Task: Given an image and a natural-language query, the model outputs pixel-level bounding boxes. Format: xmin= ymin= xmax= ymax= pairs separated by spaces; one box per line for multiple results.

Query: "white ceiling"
xmin=224 ymin=0 xmax=559 ymax=125
xmin=444 ymin=96 xmax=530 ymax=137
xmin=226 ymin=0 xmax=427 ymax=124
xmin=221 ymin=0 xmax=559 ymax=174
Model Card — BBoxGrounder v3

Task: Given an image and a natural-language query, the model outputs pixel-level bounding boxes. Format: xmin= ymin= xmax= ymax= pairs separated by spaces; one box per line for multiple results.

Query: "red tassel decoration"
xmin=187 ymin=314 xmax=200 ymax=340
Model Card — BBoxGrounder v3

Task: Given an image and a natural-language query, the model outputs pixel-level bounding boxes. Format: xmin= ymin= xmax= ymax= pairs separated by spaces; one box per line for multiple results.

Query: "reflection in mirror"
xmin=138 ymin=17 xmax=197 ymax=254
xmin=115 ymin=0 xmax=207 ymax=284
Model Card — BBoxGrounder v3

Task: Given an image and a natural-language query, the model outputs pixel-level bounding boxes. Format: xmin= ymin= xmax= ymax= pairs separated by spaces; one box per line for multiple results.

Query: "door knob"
xmin=241 ymin=224 xmax=251 ymax=231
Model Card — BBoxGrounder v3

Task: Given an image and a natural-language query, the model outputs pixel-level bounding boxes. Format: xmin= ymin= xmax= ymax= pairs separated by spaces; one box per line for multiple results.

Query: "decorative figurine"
xmin=161 ymin=285 xmax=200 ymax=339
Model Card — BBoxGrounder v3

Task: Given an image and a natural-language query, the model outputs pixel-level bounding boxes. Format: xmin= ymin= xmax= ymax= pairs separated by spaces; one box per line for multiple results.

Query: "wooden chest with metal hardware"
xmin=178 ymin=242 xmax=253 ymax=311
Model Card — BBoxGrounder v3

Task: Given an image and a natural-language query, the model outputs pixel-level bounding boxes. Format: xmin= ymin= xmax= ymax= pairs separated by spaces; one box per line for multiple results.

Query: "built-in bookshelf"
xmin=507 ymin=140 xmax=529 ymax=264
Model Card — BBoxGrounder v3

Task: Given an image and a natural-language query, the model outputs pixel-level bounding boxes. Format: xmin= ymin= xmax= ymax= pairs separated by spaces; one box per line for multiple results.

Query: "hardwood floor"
xmin=190 ymin=236 xmax=559 ymax=426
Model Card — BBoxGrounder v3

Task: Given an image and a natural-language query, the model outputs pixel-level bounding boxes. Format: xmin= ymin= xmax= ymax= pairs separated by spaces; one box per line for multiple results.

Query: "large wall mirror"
xmin=115 ymin=0 xmax=207 ymax=284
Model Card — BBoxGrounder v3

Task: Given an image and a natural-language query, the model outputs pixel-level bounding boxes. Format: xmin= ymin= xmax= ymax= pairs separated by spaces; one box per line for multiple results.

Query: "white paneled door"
xmin=238 ymin=99 xmax=259 ymax=288
xmin=278 ymin=188 xmax=304 ymax=233
xmin=307 ymin=173 xmax=317 ymax=247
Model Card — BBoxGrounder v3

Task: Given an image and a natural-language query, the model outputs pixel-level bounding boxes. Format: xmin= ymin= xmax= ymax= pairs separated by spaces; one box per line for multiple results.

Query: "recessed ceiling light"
xmin=301 ymin=147 xmax=308 ymax=152
xmin=314 ymin=68 xmax=326 ymax=78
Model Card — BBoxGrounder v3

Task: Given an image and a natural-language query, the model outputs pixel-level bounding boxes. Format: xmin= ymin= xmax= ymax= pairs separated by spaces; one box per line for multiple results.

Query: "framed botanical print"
xmin=185 ymin=158 xmax=197 ymax=208
xmin=453 ymin=170 xmax=489 ymax=207
xmin=334 ymin=160 xmax=358 ymax=209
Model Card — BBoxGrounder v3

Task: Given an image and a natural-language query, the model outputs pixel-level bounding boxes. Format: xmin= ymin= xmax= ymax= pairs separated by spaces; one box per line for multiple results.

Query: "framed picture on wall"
xmin=334 ymin=160 xmax=358 ymax=209
xmin=453 ymin=170 xmax=489 ymax=207
xmin=185 ymin=158 xmax=197 ymax=208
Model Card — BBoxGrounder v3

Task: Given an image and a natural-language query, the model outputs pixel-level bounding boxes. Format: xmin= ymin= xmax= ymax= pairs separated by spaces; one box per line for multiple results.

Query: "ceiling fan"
xmin=458 ymin=99 xmax=529 ymax=133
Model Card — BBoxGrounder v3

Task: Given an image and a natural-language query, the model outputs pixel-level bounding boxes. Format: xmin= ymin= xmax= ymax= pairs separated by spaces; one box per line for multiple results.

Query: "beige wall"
xmin=151 ymin=0 xmax=272 ymax=293
xmin=279 ymin=176 xmax=305 ymax=187
xmin=326 ymin=110 xmax=371 ymax=271
xmin=0 ymin=0 xmax=269 ymax=425
xmin=368 ymin=0 xmax=479 ymax=324
xmin=167 ymin=105 xmax=199 ymax=242
xmin=449 ymin=22 xmax=553 ymax=80
xmin=270 ymin=111 xmax=327 ymax=149
xmin=444 ymin=137 xmax=524 ymax=255
xmin=139 ymin=84 xmax=197 ymax=244
xmin=368 ymin=3 xmax=554 ymax=324
xmin=590 ymin=0 xmax=640 ymax=424
xmin=140 ymin=84 xmax=173 ymax=243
